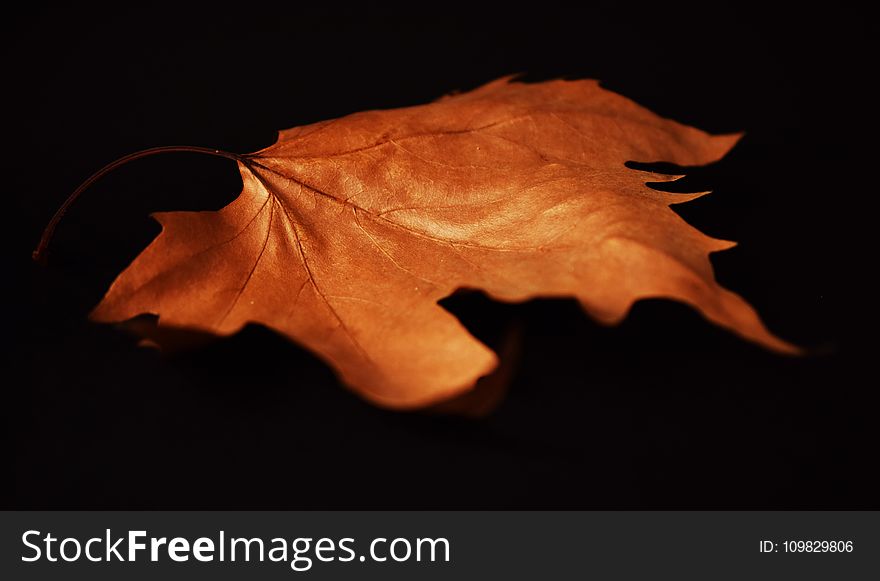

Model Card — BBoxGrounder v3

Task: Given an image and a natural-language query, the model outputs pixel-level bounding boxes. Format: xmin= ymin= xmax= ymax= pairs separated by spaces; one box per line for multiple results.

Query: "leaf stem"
xmin=32 ymin=145 xmax=245 ymax=264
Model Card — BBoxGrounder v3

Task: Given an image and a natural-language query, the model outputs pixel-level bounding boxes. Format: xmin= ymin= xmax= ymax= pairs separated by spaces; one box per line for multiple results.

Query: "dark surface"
xmin=8 ymin=4 xmax=873 ymax=508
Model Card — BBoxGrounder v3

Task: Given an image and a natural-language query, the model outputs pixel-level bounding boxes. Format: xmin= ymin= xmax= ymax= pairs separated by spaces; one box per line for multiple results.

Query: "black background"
xmin=8 ymin=3 xmax=874 ymax=508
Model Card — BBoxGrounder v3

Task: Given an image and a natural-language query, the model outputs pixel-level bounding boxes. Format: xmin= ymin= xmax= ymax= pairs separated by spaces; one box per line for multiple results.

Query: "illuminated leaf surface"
xmin=92 ymin=77 xmax=795 ymax=408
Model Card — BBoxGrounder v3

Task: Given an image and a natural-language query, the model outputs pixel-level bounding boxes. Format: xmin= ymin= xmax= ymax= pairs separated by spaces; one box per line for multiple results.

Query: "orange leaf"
xmin=86 ymin=77 xmax=796 ymax=408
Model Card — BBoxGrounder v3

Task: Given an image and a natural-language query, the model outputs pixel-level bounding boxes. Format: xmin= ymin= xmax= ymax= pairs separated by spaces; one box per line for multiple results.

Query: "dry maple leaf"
xmin=37 ymin=77 xmax=797 ymax=409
